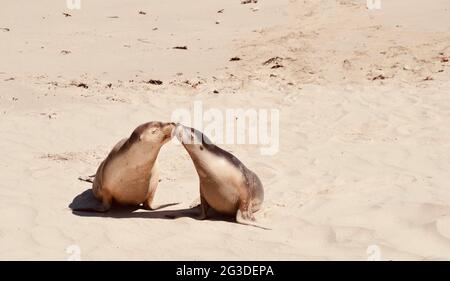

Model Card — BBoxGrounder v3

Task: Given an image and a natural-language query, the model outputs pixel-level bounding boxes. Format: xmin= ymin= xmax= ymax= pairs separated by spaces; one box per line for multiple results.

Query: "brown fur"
xmin=85 ymin=121 xmax=175 ymax=212
xmin=176 ymin=124 xmax=266 ymax=228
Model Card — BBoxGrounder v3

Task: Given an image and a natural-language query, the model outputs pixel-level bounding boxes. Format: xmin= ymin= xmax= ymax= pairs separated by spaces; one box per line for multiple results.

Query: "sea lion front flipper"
xmin=143 ymin=202 xmax=180 ymax=211
xmin=143 ymin=162 xmax=159 ymax=210
xmin=236 ymin=209 xmax=271 ymax=230
xmin=236 ymin=193 xmax=271 ymax=230
xmin=196 ymin=195 xmax=210 ymax=220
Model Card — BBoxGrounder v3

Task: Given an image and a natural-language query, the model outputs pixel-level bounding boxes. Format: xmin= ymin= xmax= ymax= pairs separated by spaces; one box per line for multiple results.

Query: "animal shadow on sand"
xmin=69 ymin=188 xmax=235 ymax=223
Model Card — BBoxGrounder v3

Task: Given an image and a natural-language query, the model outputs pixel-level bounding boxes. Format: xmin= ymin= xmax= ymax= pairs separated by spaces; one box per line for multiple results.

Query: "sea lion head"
xmin=174 ymin=124 xmax=213 ymax=152
xmin=130 ymin=121 xmax=176 ymax=147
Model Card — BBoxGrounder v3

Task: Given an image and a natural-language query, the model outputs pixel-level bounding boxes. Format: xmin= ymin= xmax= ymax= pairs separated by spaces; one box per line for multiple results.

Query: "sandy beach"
xmin=1 ymin=0 xmax=450 ymax=260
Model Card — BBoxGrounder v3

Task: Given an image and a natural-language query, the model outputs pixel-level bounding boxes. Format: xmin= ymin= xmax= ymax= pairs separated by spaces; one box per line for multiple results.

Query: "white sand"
xmin=1 ymin=0 xmax=450 ymax=260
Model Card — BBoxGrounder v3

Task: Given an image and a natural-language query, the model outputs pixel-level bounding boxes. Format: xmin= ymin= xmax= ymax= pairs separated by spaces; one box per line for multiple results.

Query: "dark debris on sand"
xmin=241 ymin=0 xmax=258 ymax=4
xmin=173 ymin=46 xmax=188 ymax=50
xmin=263 ymin=56 xmax=283 ymax=66
xmin=71 ymin=82 xmax=89 ymax=89
xmin=371 ymin=74 xmax=386 ymax=81
xmin=145 ymin=79 xmax=163 ymax=85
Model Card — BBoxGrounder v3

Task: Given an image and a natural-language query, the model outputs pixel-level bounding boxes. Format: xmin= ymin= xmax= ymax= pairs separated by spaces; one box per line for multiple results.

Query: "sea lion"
xmin=74 ymin=121 xmax=176 ymax=212
xmin=175 ymin=124 xmax=267 ymax=228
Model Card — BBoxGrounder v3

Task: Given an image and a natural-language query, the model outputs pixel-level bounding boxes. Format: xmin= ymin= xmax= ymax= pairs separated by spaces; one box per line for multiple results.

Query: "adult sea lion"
xmin=175 ymin=124 xmax=267 ymax=228
xmin=74 ymin=121 xmax=176 ymax=212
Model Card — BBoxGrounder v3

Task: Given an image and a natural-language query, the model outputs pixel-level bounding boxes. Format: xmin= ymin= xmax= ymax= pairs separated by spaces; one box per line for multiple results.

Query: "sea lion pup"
xmin=75 ymin=121 xmax=176 ymax=212
xmin=175 ymin=124 xmax=267 ymax=229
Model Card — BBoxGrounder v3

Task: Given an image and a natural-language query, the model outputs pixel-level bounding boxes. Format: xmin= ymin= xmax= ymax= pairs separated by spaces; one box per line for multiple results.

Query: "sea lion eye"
xmin=199 ymin=146 xmax=204 ymax=150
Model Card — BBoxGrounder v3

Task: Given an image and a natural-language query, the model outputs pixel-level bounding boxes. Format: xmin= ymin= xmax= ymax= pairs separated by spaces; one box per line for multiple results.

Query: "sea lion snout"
xmin=174 ymin=124 xmax=195 ymax=145
xmin=134 ymin=121 xmax=176 ymax=143
xmin=162 ymin=122 xmax=176 ymax=140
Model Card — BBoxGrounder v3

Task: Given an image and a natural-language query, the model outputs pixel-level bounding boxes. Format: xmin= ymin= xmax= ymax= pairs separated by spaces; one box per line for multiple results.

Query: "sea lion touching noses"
xmin=74 ymin=121 xmax=176 ymax=212
xmin=175 ymin=124 xmax=267 ymax=229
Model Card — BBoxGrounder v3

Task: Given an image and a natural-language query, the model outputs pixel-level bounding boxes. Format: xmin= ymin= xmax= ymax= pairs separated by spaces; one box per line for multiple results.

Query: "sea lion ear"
xmin=151 ymin=128 xmax=158 ymax=134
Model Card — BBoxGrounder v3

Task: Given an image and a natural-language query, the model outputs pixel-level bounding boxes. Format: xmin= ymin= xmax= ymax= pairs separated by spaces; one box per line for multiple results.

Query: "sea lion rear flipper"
xmin=77 ymin=174 xmax=96 ymax=183
xmin=142 ymin=202 xmax=180 ymax=211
